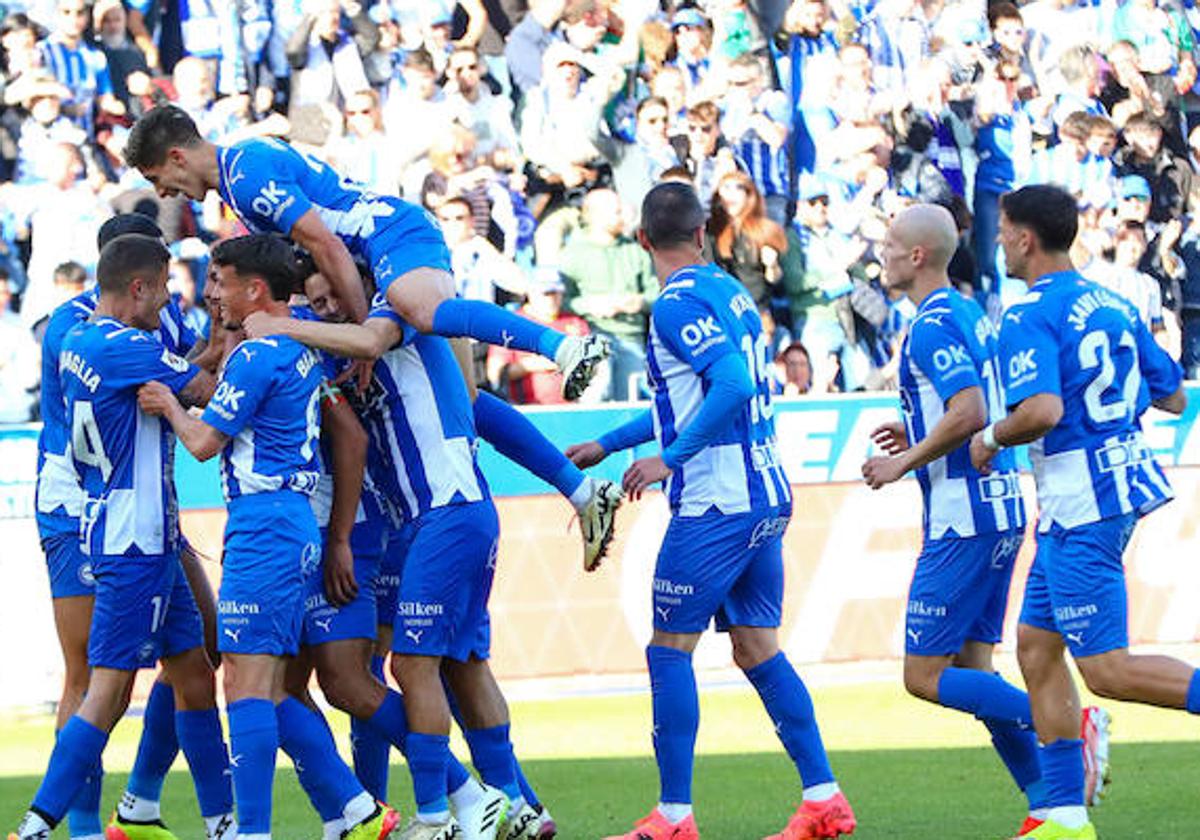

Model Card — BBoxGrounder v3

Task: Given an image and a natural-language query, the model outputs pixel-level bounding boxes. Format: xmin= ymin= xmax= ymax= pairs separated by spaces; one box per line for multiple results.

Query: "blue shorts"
xmin=906 ymin=530 xmax=1023 ymax=656
xmin=369 ymin=213 xmax=453 ymax=294
xmin=1019 ymin=514 xmax=1136 ymax=658
xmin=89 ymin=552 xmax=203 ymax=670
xmin=302 ymin=520 xmax=387 ymax=646
xmin=391 ymin=502 xmax=498 ymax=662
xmin=219 ymin=492 xmax=321 ymax=657
xmin=43 ymin=533 xmax=95 ymax=599
xmin=377 ymin=523 xmax=415 ymax=627
xmin=653 ymin=506 xmax=791 ymax=634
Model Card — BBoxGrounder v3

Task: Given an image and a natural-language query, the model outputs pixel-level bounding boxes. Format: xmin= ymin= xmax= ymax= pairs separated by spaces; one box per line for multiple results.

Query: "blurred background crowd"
xmin=2 ymin=0 xmax=1200 ymax=421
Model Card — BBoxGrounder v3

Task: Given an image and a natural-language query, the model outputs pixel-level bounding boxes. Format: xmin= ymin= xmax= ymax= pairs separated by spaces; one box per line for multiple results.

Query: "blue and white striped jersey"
xmin=998 ymin=271 xmax=1181 ymax=532
xmin=202 ymin=335 xmax=323 ymax=502
xmin=646 ymin=263 xmax=790 ymax=517
xmin=216 ymin=138 xmax=438 ymax=275
xmin=899 ymin=288 xmax=1026 ymax=541
xmin=38 ymin=36 xmax=112 ymax=133
xmin=1020 ymin=145 xmax=1112 ymax=196
xmin=354 ymin=294 xmax=489 ymax=523
xmin=36 ymin=289 xmax=198 ymax=540
xmin=60 ymin=317 xmax=199 ymax=556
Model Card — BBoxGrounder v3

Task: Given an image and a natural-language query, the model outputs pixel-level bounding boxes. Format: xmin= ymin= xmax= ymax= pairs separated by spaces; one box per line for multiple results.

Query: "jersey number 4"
xmin=72 ymin=401 xmax=114 ymax=482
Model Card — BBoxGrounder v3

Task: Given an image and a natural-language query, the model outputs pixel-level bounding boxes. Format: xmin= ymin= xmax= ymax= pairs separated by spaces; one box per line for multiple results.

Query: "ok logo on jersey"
xmin=680 ymin=316 xmax=723 ymax=352
xmin=932 ymin=344 xmax=970 ymax=372
xmin=213 ymin=381 xmax=246 ymax=412
xmin=251 ymin=181 xmax=294 ymax=222
xmin=1008 ymin=349 xmax=1037 ymax=381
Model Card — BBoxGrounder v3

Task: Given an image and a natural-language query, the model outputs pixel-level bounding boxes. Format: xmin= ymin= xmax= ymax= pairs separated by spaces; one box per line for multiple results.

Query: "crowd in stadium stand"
xmin=2 ymin=0 xmax=1200 ymax=421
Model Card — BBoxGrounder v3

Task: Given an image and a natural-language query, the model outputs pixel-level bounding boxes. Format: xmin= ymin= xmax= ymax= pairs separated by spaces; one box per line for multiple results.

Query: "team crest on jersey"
xmin=137 ymin=640 xmax=156 ymax=662
xmin=77 ymin=562 xmax=95 ymax=587
xmin=160 ymin=349 xmax=190 ymax=373
xmin=300 ymin=542 xmax=320 ymax=577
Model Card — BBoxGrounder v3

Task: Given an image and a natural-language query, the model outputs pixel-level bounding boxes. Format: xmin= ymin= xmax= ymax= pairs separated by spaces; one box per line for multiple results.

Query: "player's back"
xmin=1000 ymin=271 xmax=1180 ymax=530
xmin=369 ymin=320 xmax=489 ymax=523
xmin=206 ymin=335 xmax=324 ymax=503
xmin=60 ymin=317 xmax=185 ymax=556
xmin=646 ymin=262 xmax=790 ymax=516
xmin=36 ymin=290 xmax=196 ymax=537
xmin=900 ymin=288 xmax=1024 ymax=539
xmin=216 ymin=137 xmax=430 ymax=269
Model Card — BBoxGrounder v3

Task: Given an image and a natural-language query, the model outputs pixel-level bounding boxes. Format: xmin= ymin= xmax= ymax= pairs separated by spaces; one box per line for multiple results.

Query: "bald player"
xmin=861 ymin=205 xmax=1057 ymax=835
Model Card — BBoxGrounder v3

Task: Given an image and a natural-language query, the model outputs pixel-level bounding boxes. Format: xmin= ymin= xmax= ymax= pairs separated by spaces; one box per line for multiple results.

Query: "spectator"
xmin=1021 ymin=110 xmax=1113 ymax=196
xmin=856 ymin=0 xmax=931 ymax=96
xmin=444 ymin=45 xmax=522 ymax=171
xmin=559 ymin=186 xmax=656 ymax=401
xmin=29 ymin=260 xmax=86 ymax=344
xmin=720 ymin=53 xmax=790 ymax=223
xmin=384 ymin=47 xmax=453 ymax=178
xmin=677 ymin=100 xmax=740 ymax=213
xmin=487 ymin=266 xmax=591 ymax=405
xmin=439 ymin=196 xmax=527 ymax=304
xmin=1050 ymin=45 xmax=1104 ymax=131
xmin=9 ymin=73 xmax=85 ymax=184
xmin=779 ymin=0 xmax=839 ymax=179
xmin=327 ymin=88 xmax=395 ymax=194
xmin=91 ymin=0 xmax=151 ymax=111
xmin=504 ymin=0 xmax=565 ymax=97
xmin=773 ymin=339 xmax=814 ymax=395
xmin=0 ymin=270 xmax=38 ymax=423
xmin=38 ymin=0 xmax=124 ymax=132
xmin=1090 ymin=222 xmax=1166 ymax=334
xmin=708 ymin=170 xmax=788 ymax=322
xmin=1111 ymin=0 xmax=1192 ymax=78
xmin=591 ymin=94 xmax=681 ymax=223
xmin=1113 ymin=111 xmax=1193 ymax=224
xmin=669 ymin=7 xmax=713 ymax=103
xmin=286 ymin=0 xmax=376 ymax=111
xmin=1177 ymin=214 xmax=1200 ymax=377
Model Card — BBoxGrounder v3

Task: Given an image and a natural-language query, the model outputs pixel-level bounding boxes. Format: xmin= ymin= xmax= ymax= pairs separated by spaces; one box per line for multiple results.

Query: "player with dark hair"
xmin=136 ymin=234 xmax=402 ymax=840
xmin=10 ymin=235 xmax=236 ymax=840
xmin=568 ymin=183 xmax=855 ymax=840
xmin=969 ymin=184 xmax=1198 ymax=840
xmin=123 ymin=105 xmax=609 ymax=399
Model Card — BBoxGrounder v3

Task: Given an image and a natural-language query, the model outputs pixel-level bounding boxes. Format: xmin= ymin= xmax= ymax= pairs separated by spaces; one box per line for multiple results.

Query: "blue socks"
xmin=407 ymin=732 xmax=452 ymax=816
xmin=985 ymin=719 xmax=1047 ymax=809
xmin=472 ymin=392 xmax=585 ymax=498
xmin=176 ymin=708 xmax=234 ymax=818
xmin=646 ymin=645 xmax=699 ymax=805
xmin=745 ymin=652 xmax=835 ymax=787
xmin=127 ymin=680 xmax=179 ymax=801
xmin=32 ymin=715 xmax=109 ymax=824
xmin=366 ymin=688 xmax=410 ymax=754
xmin=351 ymin=656 xmax=392 ymax=801
xmin=1187 ymin=670 xmax=1200 ymax=714
xmin=277 ymin=698 xmax=363 ymax=818
xmin=227 ymin=698 xmax=278 ymax=835
xmin=464 ymin=724 xmax=521 ymax=802
xmin=515 ymin=759 xmax=540 ymax=809
xmin=1040 ymin=739 xmax=1085 ymax=808
xmin=432 ymin=298 xmax=564 ymax=358
xmin=65 ymin=757 xmax=103 ymax=838
xmin=937 ymin=668 xmax=1034 ymax=727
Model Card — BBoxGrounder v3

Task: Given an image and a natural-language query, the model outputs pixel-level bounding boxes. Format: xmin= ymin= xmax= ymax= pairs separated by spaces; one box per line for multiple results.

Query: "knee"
xmin=729 ymin=630 xmax=778 ymax=672
xmin=902 ymin=658 xmax=943 ymax=703
xmin=1078 ymin=657 xmax=1129 ymax=700
xmin=315 ymin=665 xmax=360 ymax=714
xmin=172 ymin=667 xmax=217 ymax=710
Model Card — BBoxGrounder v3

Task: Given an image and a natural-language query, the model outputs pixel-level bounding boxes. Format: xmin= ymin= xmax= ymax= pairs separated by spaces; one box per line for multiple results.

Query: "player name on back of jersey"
xmin=1067 ymin=286 xmax=1132 ymax=332
xmin=60 ymin=350 xmax=101 ymax=394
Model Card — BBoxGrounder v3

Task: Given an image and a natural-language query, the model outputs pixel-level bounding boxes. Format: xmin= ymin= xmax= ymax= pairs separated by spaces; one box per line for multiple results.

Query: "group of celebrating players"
xmin=7 ymin=102 xmax=1199 ymax=840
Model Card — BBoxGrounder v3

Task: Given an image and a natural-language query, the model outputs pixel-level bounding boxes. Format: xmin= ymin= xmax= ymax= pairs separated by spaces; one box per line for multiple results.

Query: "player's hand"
xmin=323 ymin=537 xmax=358 ymax=607
xmin=334 ymin=359 xmax=375 ymax=393
xmin=870 ymin=421 xmax=909 ymax=454
xmin=969 ymin=430 xmax=996 ymax=474
xmin=137 ymin=381 xmax=176 ymax=416
xmin=861 ymin=455 xmax=906 ymax=490
xmin=622 ymin=455 xmax=671 ymax=500
xmin=566 ymin=441 xmax=607 ymax=468
xmin=243 ymin=311 xmax=290 ymax=340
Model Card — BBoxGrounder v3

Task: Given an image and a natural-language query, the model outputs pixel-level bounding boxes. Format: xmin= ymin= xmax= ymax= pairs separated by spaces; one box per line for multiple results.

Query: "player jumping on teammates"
xmin=970 ymin=185 xmax=1200 ymax=840
xmin=137 ymin=235 xmax=402 ymax=840
xmin=567 ymin=182 xmax=856 ymax=840
xmin=122 ymin=105 xmax=608 ymax=400
xmin=10 ymin=235 xmax=235 ymax=840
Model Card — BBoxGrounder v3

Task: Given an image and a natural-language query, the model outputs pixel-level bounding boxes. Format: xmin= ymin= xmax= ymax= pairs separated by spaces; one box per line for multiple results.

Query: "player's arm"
xmin=1133 ymin=313 xmax=1188 ymax=415
xmin=138 ymin=382 xmax=229 ymax=461
xmin=243 ymin=311 xmax=402 ymax=360
xmin=178 ymin=369 xmax=217 ymax=408
xmin=970 ymin=307 xmax=1062 ymax=471
xmin=864 ymin=387 xmax=986 ymax=489
xmin=290 ymin=210 xmax=368 ymax=324
xmin=566 ymin=410 xmax=655 ymax=468
xmin=864 ymin=320 xmax=987 ymax=488
xmin=321 ymin=385 xmax=366 ymax=606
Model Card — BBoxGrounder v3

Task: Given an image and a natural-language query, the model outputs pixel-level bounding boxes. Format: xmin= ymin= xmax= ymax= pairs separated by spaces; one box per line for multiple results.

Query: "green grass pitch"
xmin=2 ymin=676 xmax=1197 ymax=838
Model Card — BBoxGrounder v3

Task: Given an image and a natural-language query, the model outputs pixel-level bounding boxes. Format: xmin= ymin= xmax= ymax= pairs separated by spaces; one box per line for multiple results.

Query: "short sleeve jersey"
xmin=202 ymin=335 xmax=324 ymax=502
xmin=899 ymin=288 xmax=1026 ymax=541
xmin=997 ymin=271 xmax=1180 ymax=531
xmin=60 ymin=317 xmax=199 ymax=556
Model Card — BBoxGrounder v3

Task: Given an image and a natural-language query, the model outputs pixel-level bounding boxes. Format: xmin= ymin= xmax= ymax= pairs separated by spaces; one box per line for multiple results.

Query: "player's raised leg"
xmin=473 ymin=391 xmax=622 ymax=570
